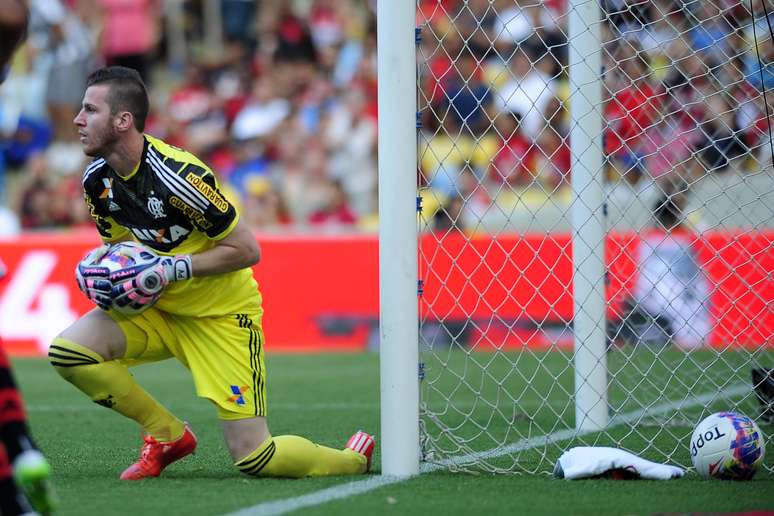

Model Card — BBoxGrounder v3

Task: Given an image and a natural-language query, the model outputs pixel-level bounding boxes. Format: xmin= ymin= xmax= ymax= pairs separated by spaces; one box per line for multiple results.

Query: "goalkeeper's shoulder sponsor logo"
xmin=184 ymin=172 xmax=229 ymax=213
xmin=169 ymin=196 xmax=214 ymax=229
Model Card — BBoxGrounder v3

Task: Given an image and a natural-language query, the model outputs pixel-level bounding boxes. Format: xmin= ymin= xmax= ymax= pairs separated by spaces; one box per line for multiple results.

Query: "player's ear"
xmin=115 ymin=110 xmax=134 ymax=132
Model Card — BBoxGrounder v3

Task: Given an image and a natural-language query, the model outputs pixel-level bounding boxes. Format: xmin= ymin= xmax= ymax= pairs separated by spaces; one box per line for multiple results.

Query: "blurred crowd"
xmin=0 ymin=0 xmax=377 ymax=233
xmin=419 ymin=0 xmax=770 ymax=230
xmin=0 ymin=0 xmax=771 ymax=234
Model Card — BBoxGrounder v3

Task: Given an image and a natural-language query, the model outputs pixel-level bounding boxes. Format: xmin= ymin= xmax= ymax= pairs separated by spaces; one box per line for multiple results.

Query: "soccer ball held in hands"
xmin=77 ymin=241 xmax=167 ymax=315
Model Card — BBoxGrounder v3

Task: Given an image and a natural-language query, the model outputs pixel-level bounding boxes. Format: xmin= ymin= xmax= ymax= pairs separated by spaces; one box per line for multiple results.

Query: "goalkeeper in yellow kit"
xmin=51 ymin=66 xmax=374 ymax=480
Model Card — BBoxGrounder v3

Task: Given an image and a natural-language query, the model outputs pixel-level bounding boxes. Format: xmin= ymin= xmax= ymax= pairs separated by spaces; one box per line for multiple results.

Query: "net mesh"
xmin=416 ymin=0 xmax=774 ymax=474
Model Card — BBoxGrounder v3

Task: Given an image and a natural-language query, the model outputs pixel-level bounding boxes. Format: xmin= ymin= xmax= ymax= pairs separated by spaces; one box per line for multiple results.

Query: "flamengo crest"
xmin=147 ymin=195 xmax=166 ymax=219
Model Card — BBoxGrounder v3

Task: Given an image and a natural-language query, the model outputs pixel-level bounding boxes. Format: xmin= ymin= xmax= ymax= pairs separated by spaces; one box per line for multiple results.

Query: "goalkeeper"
xmin=51 ymin=66 xmax=374 ymax=480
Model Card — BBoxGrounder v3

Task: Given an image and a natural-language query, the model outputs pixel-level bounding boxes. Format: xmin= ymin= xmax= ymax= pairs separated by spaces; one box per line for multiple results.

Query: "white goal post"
xmin=377 ymin=0 xmax=420 ymax=477
xmin=568 ymin=0 xmax=608 ymax=432
xmin=379 ymin=0 xmax=773 ymax=476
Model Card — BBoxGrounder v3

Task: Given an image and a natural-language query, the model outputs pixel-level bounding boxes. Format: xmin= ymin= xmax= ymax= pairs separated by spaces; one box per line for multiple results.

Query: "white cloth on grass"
xmin=554 ymin=446 xmax=684 ymax=480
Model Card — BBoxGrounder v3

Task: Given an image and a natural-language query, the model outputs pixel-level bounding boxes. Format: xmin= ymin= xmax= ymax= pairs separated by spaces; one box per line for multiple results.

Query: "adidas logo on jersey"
xmin=109 ymin=201 xmax=121 ymax=212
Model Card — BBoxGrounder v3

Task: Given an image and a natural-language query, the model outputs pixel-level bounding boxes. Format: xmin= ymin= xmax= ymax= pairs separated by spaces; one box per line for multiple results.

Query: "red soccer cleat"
xmin=345 ymin=430 xmax=375 ymax=472
xmin=120 ymin=425 xmax=197 ymax=480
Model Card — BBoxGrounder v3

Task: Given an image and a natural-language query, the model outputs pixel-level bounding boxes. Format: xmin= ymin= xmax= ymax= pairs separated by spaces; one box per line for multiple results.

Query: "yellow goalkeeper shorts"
xmin=108 ymin=308 xmax=267 ymax=420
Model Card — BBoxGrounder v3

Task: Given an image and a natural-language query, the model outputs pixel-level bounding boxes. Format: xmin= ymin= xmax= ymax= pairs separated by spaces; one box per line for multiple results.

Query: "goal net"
xmin=416 ymin=0 xmax=773 ymax=473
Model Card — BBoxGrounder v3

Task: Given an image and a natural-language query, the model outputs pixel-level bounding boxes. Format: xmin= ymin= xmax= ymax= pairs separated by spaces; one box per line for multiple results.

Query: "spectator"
xmin=605 ymin=0 xmax=652 ymax=34
xmin=456 ymin=167 xmax=492 ymax=223
xmin=688 ymin=2 xmax=734 ymax=59
xmin=532 ymin=128 xmax=571 ymax=190
xmin=15 ymin=151 xmax=88 ymax=229
xmin=420 ymin=112 xmax=498 ymax=197
xmin=323 ymin=88 xmax=377 ymax=216
xmin=0 ymin=104 xmax=53 ymax=169
xmin=642 ymin=108 xmax=701 ymax=186
xmin=744 ymin=16 xmax=774 ymax=90
xmin=492 ymin=0 xmax=536 ymax=46
xmin=696 ymin=92 xmax=748 ymax=172
xmin=496 ymin=43 xmax=558 ymax=143
xmin=28 ymin=0 xmax=93 ymax=142
xmin=604 ymin=40 xmax=659 ymax=183
xmin=271 ymin=6 xmax=318 ymax=64
xmin=436 ymin=45 xmax=493 ymax=135
xmin=275 ymin=132 xmax=331 ymax=223
xmin=228 ymin=139 xmax=269 ymax=195
xmin=309 ymin=179 xmax=357 ymax=226
xmin=242 ymin=176 xmax=290 ymax=230
xmin=231 ymin=78 xmax=291 ymax=141
xmin=96 ymin=0 xmax=160 ymax=84
xmin=16 ymin=152 xmax=53 ymax=228
xmin=627 ymin=0 xmax=682 ymax=74
xmin=308 ymin=0 xmax=346 ymax=53
xmin=167 ymin=64 xmax=214 ymax=128
xmin=433 ymin=195 xmax=465 ymax=233
xmin=222 ymin=0 xmax=257 ymax=47
xmin=490 ymin=113 xmax=533 ymax=187
xmin=620 ymin=188 xmax=712 ymax=350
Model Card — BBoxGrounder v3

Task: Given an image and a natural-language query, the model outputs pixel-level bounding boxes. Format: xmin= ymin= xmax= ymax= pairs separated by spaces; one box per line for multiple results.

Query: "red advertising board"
xmin=0 ymin=231 xmax=771 ymax=355
xmin=420 ymin=231 xmax=773 ymax=350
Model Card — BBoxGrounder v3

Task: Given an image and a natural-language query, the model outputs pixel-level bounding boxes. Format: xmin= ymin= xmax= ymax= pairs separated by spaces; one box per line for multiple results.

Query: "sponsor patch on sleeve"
xmin=185 ymin=172 xmax=229 ymax=213
xmin=169 ymin=195 xmax=214 ymax=229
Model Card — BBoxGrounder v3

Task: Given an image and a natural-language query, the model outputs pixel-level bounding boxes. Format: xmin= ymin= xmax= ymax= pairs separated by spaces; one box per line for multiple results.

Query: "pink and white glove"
xmin=110 ymin=254 xmax=193 ymax=313
xmin=75 ymin=244 xmax=113 ymax=310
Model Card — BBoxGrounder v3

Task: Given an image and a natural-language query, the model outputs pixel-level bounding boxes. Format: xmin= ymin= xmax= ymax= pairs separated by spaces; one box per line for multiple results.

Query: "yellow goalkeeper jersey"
xmin=81 ymin=134 xmax=262 ymax=318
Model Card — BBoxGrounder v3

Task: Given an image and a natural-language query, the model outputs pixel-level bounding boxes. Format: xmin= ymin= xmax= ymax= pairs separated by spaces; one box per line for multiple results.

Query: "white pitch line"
xmin=431 ymin=384 xmax=750 ymax=468
xmin=224 ymin=383 xmax=750 ymax=516
xmin=225 ymin=475 xmax=413 ymax=516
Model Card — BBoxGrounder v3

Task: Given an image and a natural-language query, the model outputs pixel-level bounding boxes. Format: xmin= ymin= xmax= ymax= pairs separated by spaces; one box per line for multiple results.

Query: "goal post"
xmin=377 ymin=0 xmax=420 ymax=477
xmin=568 ymin=0 xmax=608 ymax=431
xmin=378 ymin=0 xmax=773 ymax=475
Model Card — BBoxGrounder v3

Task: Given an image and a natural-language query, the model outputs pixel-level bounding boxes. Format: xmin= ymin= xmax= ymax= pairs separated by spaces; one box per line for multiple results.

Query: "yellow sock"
xmin=235 ymin=435 xmax=366 ymax=478
xmin=49 ymin=337 xmax=185 ymax=442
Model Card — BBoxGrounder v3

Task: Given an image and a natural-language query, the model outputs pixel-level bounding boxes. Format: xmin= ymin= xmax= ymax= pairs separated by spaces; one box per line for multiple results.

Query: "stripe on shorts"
xmin=248 ymin=322 xmax=258 ymax=416
xmin=238 ymin=314 xmax=263 ymax=416
xmin=254 ymin=325 xmax=264 ymax=415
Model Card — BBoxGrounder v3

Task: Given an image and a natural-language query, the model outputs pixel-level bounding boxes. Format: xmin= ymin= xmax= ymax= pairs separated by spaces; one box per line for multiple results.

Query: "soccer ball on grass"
xmin=689 ymin=411 xmax=765 ymax=480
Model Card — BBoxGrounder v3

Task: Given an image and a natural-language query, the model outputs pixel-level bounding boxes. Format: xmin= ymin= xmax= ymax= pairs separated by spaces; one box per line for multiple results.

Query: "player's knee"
xmin=55 ymin=310 xmax=127 ymax=360
xmin=48 ymin=337 xmax=104 ymax=379
xmin=219 ymin=412 xmax=271 ymax=462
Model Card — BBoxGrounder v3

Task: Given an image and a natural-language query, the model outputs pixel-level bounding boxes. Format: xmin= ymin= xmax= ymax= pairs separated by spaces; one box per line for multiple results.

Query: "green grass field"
xmin=420 ymin=347 xmax=773 ymax=473
xmin=13 ymin=352 xmax=774 ymax=516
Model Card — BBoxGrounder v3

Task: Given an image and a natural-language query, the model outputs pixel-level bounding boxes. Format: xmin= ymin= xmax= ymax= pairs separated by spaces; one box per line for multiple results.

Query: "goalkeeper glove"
xmin=110 ymin=254 xmax=193 ymax=312
xmin=75 ymin=244 xmax=113 ymax=310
